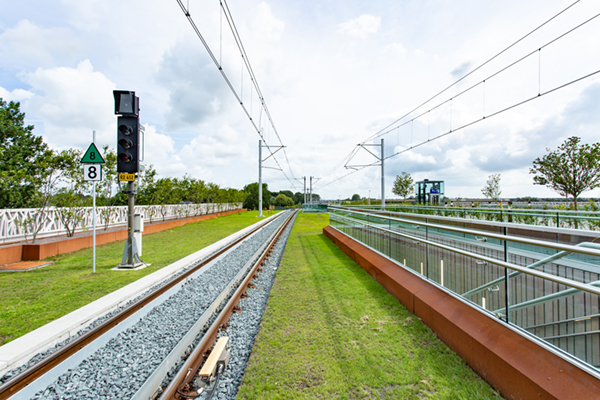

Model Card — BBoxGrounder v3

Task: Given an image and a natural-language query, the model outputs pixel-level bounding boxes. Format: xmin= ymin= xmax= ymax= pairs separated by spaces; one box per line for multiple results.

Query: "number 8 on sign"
xmin=84 ymin=164 xmax=103 ymax=181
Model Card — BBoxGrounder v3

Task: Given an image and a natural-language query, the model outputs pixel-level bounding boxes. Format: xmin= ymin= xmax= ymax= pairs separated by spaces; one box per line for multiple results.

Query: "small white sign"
xmin=83 ymin=164 xmax=103 ymax=181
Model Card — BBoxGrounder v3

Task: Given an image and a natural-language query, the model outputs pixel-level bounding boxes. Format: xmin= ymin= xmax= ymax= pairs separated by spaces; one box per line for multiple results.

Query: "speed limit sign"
xmin=84 ymin=164 xmax=103 ymax=181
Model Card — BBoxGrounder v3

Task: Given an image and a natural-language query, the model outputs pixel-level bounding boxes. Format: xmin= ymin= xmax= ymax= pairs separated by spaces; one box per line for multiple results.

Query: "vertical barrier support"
xmin=388 ymin=219 xmax=394 ymax=258
xmin=381 ymin=138 xmax=385 ymax=211
xmin=258 ymin=140 xmax=264 ymax=218
xmin=503 ymin=226 xmax=510 ymax=323
xmin=425 ymin=218 xmax=429 ymax=279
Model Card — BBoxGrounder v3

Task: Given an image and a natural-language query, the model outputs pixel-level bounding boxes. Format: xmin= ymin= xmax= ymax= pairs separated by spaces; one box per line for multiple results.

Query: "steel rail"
xmin=160 ymin=210 xmax=297 ymax=400
xmin=329 ymin=213 xmax=600 ymax=297
xmin=329 ymin=207 xmax=600 ymax=258
xmin=0 ymin=214 xmax=282 ymax=400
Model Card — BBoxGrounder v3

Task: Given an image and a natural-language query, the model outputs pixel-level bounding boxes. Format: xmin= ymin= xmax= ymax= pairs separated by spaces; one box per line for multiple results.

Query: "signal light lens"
xmin=119 ymin=125 xmax=133 ymax=135
xmin=118 ymin=153 xmax=133 ymax=163
xmin=119 ymin=138 xmax=133 ymax=149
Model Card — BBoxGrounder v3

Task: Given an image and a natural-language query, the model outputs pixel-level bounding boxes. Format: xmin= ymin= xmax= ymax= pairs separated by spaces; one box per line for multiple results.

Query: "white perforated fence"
xmin=0 ymin=203 xmax=242 ymax=244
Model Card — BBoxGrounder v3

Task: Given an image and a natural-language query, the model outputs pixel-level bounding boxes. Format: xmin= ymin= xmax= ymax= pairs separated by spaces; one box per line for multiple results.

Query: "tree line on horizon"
xmin=0 ymin=100 xmax=310 ymax=218
xmin=4 ymin=99 xmax=599 ymax=214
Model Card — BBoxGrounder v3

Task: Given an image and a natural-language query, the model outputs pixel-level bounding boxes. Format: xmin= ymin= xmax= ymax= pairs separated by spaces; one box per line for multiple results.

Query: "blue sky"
xmin=1 ymin=0 xmax=599 ymax=200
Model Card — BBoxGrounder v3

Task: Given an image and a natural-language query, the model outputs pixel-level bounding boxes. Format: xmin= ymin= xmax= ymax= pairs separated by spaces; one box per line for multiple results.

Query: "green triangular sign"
xmin=80 ymin=143 xmax=106 ymax=164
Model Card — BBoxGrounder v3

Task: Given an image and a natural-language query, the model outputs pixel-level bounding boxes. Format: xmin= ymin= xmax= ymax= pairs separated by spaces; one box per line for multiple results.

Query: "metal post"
xmin=258 ymin=140 xmax=264 ymax=217
xmin=92 ymin=130 xmax=96 ymax=274
xmin=127 ymin=180 xmax=135 ymax=264
xmin=310 ymin=176 xmax=313 ymax=204
xmin=381 ymin=138 xmax=385 ymax=210
xmin=303 ymin=176 xmax=306 ymax=205
xmin=426 ymin=218 xmax=429 ymax=279
xmin=504 ymin=226 xmax=510 ymax=323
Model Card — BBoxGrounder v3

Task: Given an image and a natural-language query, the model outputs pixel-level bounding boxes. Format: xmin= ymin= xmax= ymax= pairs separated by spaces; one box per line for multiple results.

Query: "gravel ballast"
xmin=202 ymin=211 xmax=297 ymax=400
xmin=17 ymin=211 xmax=293 ymax=400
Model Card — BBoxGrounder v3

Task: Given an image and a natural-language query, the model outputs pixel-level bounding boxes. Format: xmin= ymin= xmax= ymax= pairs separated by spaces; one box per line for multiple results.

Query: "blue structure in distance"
xmin=415 ymin=179 xmax=445 ymax=205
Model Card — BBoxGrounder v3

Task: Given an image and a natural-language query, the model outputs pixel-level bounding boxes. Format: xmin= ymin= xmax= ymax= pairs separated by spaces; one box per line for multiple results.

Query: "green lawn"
xmin=0 ymin=210 xmax=267 ymax=346
xmin=238 ymin=213 xmax=500 ymax=399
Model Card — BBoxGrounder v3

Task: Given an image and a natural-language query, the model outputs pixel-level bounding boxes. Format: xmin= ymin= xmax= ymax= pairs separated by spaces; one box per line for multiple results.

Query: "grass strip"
xmin=0 ymin=210 xmax=268 ymax=346
xmin=238 ymin=213 xmax=500 ymax=399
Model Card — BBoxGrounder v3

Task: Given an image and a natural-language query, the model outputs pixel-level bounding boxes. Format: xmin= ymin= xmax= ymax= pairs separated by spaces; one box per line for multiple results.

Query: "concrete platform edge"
xmin=0 ymin=214 xmax=276 ymax=376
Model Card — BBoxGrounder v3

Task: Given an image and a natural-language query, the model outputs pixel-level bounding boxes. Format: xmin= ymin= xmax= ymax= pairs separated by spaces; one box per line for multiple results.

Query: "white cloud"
xmin=141 ymin=124 xmax=180 ymax=172
xmin=179 ymin=124 xmax=250 ymax=168
xmin=0 ymin=87 xmax=34 ymax=102
xmin=384 ymin=43 xmax=406 ymax=55
xmin=23 ymin=60 xmax=116 ymax=149
xmin=337 ymin=14 xmax=381 ymax=39
xmin=252 ymin=2 xmax=285 ymax=42
xmin=0 ymin=20 xmax=80 ymax=69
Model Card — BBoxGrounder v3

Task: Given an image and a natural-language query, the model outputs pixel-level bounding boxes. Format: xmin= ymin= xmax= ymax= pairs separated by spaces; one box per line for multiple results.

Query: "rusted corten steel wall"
xmin=323 ymin=225 xmax=600 ymax=400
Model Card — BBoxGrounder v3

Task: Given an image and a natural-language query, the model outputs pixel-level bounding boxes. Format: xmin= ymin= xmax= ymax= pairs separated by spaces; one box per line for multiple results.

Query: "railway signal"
xmin=116 ymin=115 xmax=139 ymax=173
xmin=113 ymin=90 xmax=144 ymax=269
xmin=114 ymin=90 xmax=140 ymax=174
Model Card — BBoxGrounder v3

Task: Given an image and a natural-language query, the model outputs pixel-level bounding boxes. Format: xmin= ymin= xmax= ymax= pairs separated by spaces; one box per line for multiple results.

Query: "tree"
xmin=392 ymin=172 xmax=414 ymax=200
xmin=51 ymin=148 xmax=90 ymax=236
xmin=273 ymin=193 xmax=294 ymax=207
xmin=242 ymin=182 xmax=270 ymax=210
xmin=307 ymin=193 xmax=320 ymax=203
xmin=151 ymin=178 xmax=181 ymax=220
xmin=17 ymin=149 xmax=77 ymax=242
xmin=97 ymin=146 xmax=119 ymax=230
xmin=0 ymin=99 xmax=53 ymax=208
xmin=530 ymin=136 xmax=600 ymax=210
xmin=293 ymin=192 xmax=304 ymax=205
xmin=278 ymin=190 xmax=294 ymax=200
xmin=351 ymin=194 xmax=361 ymax=202
xmin=481 ymin=174 xmax=501 ymax=200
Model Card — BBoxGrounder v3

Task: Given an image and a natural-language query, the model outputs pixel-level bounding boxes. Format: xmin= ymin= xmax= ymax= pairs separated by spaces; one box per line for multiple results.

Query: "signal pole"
xmin=304 ymin=177 xmax=306 ymax=204
xmin=345 ymin=139 xmax=385 ymax=210
xmin=258 ymin=140 xmax=264 ymax=217
xmin=257 ymin=140 xmax=284 ymax=217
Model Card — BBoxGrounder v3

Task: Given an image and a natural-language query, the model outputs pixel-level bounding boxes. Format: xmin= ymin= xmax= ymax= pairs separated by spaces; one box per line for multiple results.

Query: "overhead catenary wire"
xmin=372 ymin=9 xmax=600 ymax=141
xmin=360 ymin=0 xmax=582 ymax=145
xmin=175 ymin=0 xmax=297 ymax=189
xmin=316 ymin=67 xmax=600 ymax=191
xmin=219 ymin=0 xmax=297 ymax=182
xmin=316 ymin=0 xmax=597 ymax=190
xmin=383 ymin=68 xmax=600 ymax=162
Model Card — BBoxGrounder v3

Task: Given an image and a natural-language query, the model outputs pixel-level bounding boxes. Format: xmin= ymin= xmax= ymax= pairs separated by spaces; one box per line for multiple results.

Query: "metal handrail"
xmin=329 ymin=207 xmax=600 ymax=258
xmin=346 ymin=206 xmax=600 ymax=235
xmin=462 ymin=242 xmax=600 ymax=297
xmin=351 ymin=203 xmax=600 ymax=216
xmin=329 ymin=212 xmax=600 ymax=297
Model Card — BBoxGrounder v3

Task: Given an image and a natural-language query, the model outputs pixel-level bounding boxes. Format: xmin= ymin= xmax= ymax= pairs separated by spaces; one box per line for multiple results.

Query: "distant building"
xmin=415 ymin=179 xmax=445 ymax=205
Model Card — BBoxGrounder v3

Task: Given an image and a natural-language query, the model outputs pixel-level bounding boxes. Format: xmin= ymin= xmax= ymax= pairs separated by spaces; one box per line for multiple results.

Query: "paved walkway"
xmin=0 ymin=261 xmax=54 ymax=272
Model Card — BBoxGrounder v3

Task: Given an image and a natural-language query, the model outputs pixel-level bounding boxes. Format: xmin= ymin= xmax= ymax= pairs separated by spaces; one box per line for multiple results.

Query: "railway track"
xmin=0 ymin=210 xmax=297 ymax=400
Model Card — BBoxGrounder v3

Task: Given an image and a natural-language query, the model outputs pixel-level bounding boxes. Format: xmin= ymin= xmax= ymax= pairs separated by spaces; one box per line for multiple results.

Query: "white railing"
xmin=0 ymin=203 xmax=243 ymax=244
